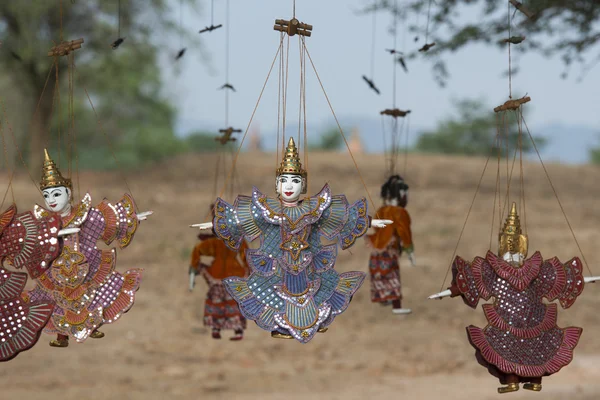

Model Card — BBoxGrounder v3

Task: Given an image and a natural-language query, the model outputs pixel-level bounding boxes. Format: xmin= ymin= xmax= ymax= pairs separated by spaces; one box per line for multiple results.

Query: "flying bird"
xmin=111 ymin=38 xmax=125 ymax=49
xmin=199 ymin=24 xmax=223 ymax=34
xmin=219 ymin=83 xmax=236 ymax=92
xmin=176 ymin=48 xmax=186 ymax=60
xmin=362 ymin=75 xmax=380 ymax=95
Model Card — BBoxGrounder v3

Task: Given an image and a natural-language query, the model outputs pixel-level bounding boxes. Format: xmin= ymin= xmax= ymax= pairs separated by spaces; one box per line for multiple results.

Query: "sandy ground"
xmin=1 ymin=151 xmax=599 ymax=400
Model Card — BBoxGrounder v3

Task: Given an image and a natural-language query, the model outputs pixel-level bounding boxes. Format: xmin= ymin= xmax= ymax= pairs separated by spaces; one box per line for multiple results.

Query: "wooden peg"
xmin=215 ymin=127 xmax=242 ymax=145
xmin=48 ymin=38 xmax=84 ymax=57
xmin=493 ymin=96 xmax=531 ymax=113
xmin=380 ymin=109 xmax=411 ymax=118
xmin=418 ymin=43 xmax=435 ymax=52
xmin=274 ymin=18 xmax=313 ymax=37
xmin=508 ymin=0 xmax=535 ymax=19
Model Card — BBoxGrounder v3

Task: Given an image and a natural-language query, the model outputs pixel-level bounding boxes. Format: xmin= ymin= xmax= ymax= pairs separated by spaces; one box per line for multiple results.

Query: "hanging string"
xmin=370 ymin=8 xmax=377 ymax=80
xmin=0 ymin=103 xmax=15 ymax=207
xmin=118 ymin=0 xmax=122 ymax=38
xmin=293 ymin=0 xmax=296 ymax=19
xmin=521 ymin=116 xmax=594 ymax=276
xmin=424 ymin=0 xmax=432 ymax=44
xmin=179 ymin=0 xmax=183 ymax=49
xmin=303 ymin=43 xmax=380 ymax=219
xmin=208 ymin=37 xmax=285 ymax=222
xmin=516 ymin=108 xmax=526 ymax=235
xmin=302 ymin=37 xmax=309 ymax=192
xmin=211 ymin=0 xmax=215 ymax=26
xmin=59 ymin=0 xmax=64 ymax=42
xmin=507 ymin=1 xmax=513 ymax=99
xmin=489 ymin=131 xmax=500 ymax=250
xmin=225 ymin=0 xmax=230 ymax=126
xmin=72 ymin=63 xmax=137 ymax=209
xmin=403 ymin=113 xmax=410 ymax=176
xmin=276 ymin=32 xmax=284 ymax=171
xmin=281 ymin=34 xmax=291 ymax=155
xmin=439 ymin=132 xmax=501 ymax=291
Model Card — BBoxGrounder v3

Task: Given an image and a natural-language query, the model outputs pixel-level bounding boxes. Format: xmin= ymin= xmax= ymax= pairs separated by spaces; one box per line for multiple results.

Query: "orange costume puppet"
xmin=189 ymin=218 xmax=248 ymax=341
xmin=367 ymin=175 xmax=416 ymax=314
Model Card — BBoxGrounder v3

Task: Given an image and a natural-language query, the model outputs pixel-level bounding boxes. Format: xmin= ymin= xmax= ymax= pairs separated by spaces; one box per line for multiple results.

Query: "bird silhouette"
xmin=397 ymin=56 xmax=408 ymax=73
xmin=362 ymin=75 xmax=380 ymax=95
xmin=199 ymin=24 xmax=223 ymax=34
xmin=219 ymin=83 xmax=236 ymax=92
xmin=111 ymin=38 xmax=125 ymax=49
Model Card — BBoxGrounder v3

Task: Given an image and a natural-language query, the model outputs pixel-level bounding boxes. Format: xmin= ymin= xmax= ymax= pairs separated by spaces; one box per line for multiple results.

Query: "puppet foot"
xmin=392 ymin=308 xmax=412 ymax=315
xmin=317 ymin=327 xmax=328 ymax=333
xmin=90 ymin=330 xmax=105 ymax=339
xmin=49 ymin=335 xmax=69 ymax=348
xmin=271 ymin=331 xmax=294 ymax=339
xmin=211 ymin=329 xmax=222 ymax=339
xmin=230 ymin=330 xmax=243 ymax=341
xmin=497 ymin=383 xmax=519 ymax=394
xmin=522 ymin=383 xmax=542 ymax=392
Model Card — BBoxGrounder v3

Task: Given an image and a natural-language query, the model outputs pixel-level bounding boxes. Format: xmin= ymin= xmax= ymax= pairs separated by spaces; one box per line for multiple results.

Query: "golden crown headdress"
xmin=498 ymin=202 xmax=528 ymax=258
xmin=276 ymin=137 xmax=307 ymax=194
xmin=276 ymin=137 xmax=307 ymax=177
xmin=40 ymin=149 xmax=72 ymax=191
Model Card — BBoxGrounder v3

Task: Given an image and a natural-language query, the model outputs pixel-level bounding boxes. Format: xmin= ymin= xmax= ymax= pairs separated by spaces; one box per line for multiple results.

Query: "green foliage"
xmin=0 ymin=0 xmax=203 ymax=170
xmin=370 ymin=0 xmax=600 ymax=85
xmin=590 ymin=135 xmax=600 ymax=165
xmin=309 ymin=127 xmax=344 ymax=150
xmin=185 ymin=131 xmax=235 ymax=153
xmin=416 ymin=99 xmax=547 ymax=156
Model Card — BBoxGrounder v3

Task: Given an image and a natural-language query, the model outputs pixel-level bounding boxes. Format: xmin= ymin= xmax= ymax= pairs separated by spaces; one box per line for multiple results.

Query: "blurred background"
xmin=1 ymin=1 xmax=600 ymax=399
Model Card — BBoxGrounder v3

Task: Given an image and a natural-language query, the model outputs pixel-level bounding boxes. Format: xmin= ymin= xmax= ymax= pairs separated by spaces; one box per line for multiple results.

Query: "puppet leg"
xmin=522 ymin=377 xmax=542 ymax=392
xmin=49 ymin=334 xmax=69 ymax=347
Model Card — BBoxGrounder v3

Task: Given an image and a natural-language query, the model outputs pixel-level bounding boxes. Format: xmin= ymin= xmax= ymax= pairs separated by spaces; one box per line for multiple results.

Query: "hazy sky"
xmin=162 ymin=0 xmax=600 ymax=153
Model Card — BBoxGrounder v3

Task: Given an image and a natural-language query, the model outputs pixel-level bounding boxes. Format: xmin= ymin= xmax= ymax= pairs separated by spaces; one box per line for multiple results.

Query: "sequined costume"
xmin=213 ymin=183 xmax=369 ymax=343
xmin=190 ymin=237 xmax=248 ymax=332
xmin=0 ymin=205 xmax=63 ymax=361
xmin=367 ymin=205 xmax=412 ymax=303
xmin=25 ymin=193 xmax=143 ymax=342
xmin=451 ymin=251 xmax=583 ymax=381
xmin=447 ymin=203 xmax=584 ymax=390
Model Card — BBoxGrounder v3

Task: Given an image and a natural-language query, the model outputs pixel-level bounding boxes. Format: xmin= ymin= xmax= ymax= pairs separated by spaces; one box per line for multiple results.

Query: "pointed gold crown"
xmin=40 ymin=149 xmax=72 ymax=191
xmin=498 ymin=202 xmax=528 ymax=258
xmin=276 ymin=137 xmax=307 ymax=178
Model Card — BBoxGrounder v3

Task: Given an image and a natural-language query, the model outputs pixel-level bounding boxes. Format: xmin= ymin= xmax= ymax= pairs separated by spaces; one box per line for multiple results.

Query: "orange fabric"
xmin=367 ymin=205 xmax=412 ymax=250
xmin=191 ymin=238 xmax=248 ymax=280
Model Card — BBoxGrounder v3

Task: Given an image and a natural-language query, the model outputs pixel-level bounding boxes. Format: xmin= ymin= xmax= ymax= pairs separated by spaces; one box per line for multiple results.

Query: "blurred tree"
xmin=370 ymin=0 xmax=600 ymax=86
xmin=416 ymin=98 xmax=547 ymax=156
xmin=0 ymin=0 xmax=202 ymax=171
xmin=590 ymin=135 xmax=600 ymax=165
xmin=309 ymin=127 xmax=344 ymax=150
xmin=185 ymin=131 xmax=235 ymax=152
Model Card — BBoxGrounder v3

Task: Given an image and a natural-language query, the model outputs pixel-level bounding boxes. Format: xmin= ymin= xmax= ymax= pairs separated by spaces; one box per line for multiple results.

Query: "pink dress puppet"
xmin=0 ymin=204 xmax=63 ymax=361
xmin=24 ymin=150 xmax=149 ymax=348
xmin=434 ymin=203 xmax=589 ymax=394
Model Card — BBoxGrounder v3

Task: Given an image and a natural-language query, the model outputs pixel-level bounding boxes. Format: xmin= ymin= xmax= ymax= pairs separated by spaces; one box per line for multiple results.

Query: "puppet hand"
xmin=137 ymin=211 xmax=153 ymax=221
xmin=58 ymin=228 xmax=80 ymax=236
xmin=428 ymin=289 xmax=452 ymax=300
xmin=408 ymin=252 xmax=416 ymax=267
xmin=372 ymin=219 xmax=393 ymax=228
xmin=190 ymin=222 xmax=213 ymax=230
xmin=584 ymin=276 xmax=600 ymax=284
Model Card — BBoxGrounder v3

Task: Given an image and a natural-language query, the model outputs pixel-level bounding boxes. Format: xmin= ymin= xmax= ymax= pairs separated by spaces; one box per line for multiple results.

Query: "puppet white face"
xmin=42 ymin=186 xmax=71 ymax=213
xmin=385 ymin=198 xmax=399 ymax=206
xmin=276 ymin=174 xmax=304 ymax=203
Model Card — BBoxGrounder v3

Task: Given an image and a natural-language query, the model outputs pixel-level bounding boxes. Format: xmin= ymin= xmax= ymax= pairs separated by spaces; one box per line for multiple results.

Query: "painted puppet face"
xmin=42 ymin=186 xmax=71 ymax=213
xmin=276 ymin=174 xmax=304 ymax=202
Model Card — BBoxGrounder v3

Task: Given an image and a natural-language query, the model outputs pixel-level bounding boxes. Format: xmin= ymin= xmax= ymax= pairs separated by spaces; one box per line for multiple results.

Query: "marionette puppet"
xmin=366 ymin=175 xmax=416 ymax=314
xmin=191 ymin=137 xmax=392 ymax=343
xmin=0 ymin=203 xmax=78 ymax=361
xmin=24 ymin=150 xmax=152 ymax=348
xmin=189 ymin=205 xmax=249 ymax=341
xmin=429 ymin=203 xmax=600 ymax=393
